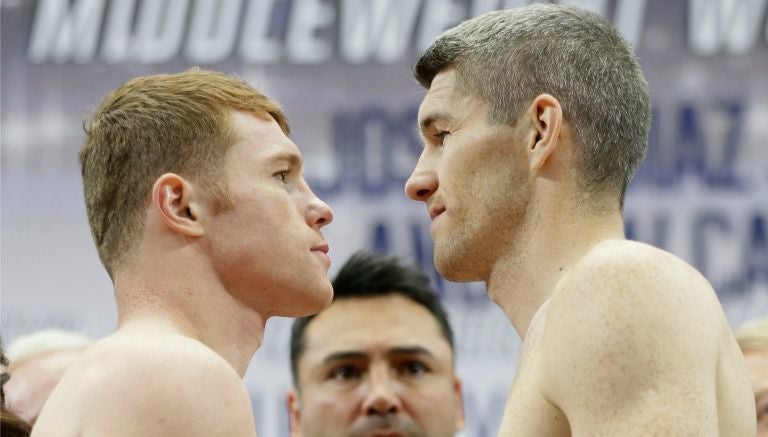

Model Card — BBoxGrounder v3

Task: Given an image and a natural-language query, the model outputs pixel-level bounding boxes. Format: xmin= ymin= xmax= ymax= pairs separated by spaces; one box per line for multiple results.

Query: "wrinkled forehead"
xmin=302 ymin=296 xmax=453 ymax=362
xmin=418 ymin=69 xmax=461 ymax=121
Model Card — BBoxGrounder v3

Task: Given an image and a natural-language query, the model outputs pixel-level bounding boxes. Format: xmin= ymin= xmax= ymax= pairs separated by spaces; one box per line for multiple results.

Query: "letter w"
xmin=688 ymin=0 xmax=768 ymax=55
xmin=339 ymin=0 xmax=421 ymax=64
xmin=28 ymin=0 xmax=105 ymax=64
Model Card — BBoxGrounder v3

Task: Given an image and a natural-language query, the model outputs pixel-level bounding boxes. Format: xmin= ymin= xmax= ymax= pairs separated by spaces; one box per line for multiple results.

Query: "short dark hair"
xmin=289 ymin=251 xmax=454 ymax=386
xmin=414 ymin=4 xmax=651 ymax=209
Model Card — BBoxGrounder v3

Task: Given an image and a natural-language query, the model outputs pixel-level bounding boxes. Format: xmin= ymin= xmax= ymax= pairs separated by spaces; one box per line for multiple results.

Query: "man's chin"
xmin=280 ymin=285 xmax=333 ymax=317
xmin=366 ymin=431 xmax=406 ymax=437
xmin=355 ymin=429 xmax=408 ymax=437
xmin=435 ymin=254 xmax=480 ymax=283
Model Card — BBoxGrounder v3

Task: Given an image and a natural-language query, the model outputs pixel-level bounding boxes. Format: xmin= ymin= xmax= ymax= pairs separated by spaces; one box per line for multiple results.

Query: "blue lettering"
xmin=675 ymin=102 xmax=745 ymax=189
xmin=744 ymin=213 xmax=768 ymax=287
xmin=624 ymin=215 xmax=637 ymax=240
xmin=372 ymin=221 xmax=390 ymax=253
xmin=358 ymin=106 xmax=395 ymax=195
xmin=633 ymin=106 xmax=681 ymax=188
xmin=692 ymin=210 xmax=730 ymax=282
xmin=633 ymin=101 xmax=747 ymax=190
xmin=675 ymin=104 xmax=709 ymax=183
xmin=714 ymin=101 xmax=746 ymax=188
xmin=651 ymin=213 xmax=670 ymax=250
xmin=313 ymin=103 xmax=423 ymax=197
xmin=622 ymin=212 xmax=669 ymax=249
xmin=310 ymin=112 xmax=349 ymax=198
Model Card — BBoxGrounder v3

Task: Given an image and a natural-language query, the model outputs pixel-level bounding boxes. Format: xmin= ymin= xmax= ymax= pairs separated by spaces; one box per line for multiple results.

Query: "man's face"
xmin=204 ymin=111 xmax=334 ymax=318
xmin=289 ymin=295 xmax=463 ymax=437
xmin=405 ymin=68 xmax=534 ymax=282
xmin=745 ymin=351 xmax=768 ymax=436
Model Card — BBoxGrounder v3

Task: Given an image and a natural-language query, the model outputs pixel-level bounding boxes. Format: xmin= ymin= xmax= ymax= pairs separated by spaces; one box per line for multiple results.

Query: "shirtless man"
xmin=405 ymin=4 xmax=755 ymax=436
xmin=33 ymin=69 xmax=334 ymax=436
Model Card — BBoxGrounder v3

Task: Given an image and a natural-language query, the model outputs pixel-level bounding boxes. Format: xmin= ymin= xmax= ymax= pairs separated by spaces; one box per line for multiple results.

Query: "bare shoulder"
xmin=559 ymin=239 xmax=722 ymax=320
xmin=543 ymin=240 xmax=726 ymax=360
xmin=537 ymin=240 xmax=729 ymax=435
xmin=574 ymin=239 xmax=712 ymax=288
xmin=33 ymin=332 xmax=257 ymax=437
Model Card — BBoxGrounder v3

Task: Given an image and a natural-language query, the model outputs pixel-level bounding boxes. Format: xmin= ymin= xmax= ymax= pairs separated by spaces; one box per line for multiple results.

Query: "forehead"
xmin=227 ymin=110 xmax=301 ymax=161
xmin=417 ymin=69 xmax=485 ymax=130
xmin=418 ymin=69 xmax=459 ymax=123
xmin=302 ymin=295 xmax=452 ymax=361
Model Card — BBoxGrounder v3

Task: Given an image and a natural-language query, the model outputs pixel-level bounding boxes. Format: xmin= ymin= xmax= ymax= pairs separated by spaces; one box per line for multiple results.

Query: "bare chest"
xmin=497 ymin=306 xmax=571 ymax=437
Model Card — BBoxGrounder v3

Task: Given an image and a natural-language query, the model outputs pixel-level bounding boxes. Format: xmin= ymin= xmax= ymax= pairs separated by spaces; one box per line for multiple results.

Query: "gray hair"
xmin=414 ymin=4 xmax=651 ymax=208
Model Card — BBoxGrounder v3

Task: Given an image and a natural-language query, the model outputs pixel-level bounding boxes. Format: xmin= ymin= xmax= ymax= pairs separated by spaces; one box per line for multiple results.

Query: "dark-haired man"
xmin=405 ymin=3 xmax=754 ymax=436
xmin=287 ymin=251 xmax=464 ymax=437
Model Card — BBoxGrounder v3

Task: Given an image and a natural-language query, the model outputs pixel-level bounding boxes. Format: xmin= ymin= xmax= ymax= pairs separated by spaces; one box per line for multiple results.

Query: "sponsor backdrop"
xmin=2 ymin=0 xmax=767 ymax=435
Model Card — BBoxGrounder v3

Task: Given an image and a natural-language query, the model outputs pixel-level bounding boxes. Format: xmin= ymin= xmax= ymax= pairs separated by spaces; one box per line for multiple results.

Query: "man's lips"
xmin=311 ymin=243 xmax=329 ymax=254
xmin=429 ymin=206 xmax=446 ymax=221
xmin=368 ymin=430 xmax=405 ymax=437
xmin=311 ymin=243 xmax=331 ymax=268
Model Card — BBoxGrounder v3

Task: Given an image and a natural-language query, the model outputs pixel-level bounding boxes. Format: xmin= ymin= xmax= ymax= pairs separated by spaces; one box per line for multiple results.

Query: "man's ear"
xmin=151 ymin=173 xmax=205 ymax=238
xmin=527 ymin=93 xmax=563 ymax=172
xmin=454 ymin=377 xmax=465 ymax=432
xmin=286 ymin=389 xmax=301 ymax=437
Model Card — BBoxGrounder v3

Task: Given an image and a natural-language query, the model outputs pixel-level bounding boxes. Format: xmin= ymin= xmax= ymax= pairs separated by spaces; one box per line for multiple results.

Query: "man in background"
xmin=5 ymin=329 xmax=92 ymax=425
xmin=288 ymin=251 xmax=464 ymax=436
xmin=33 ymin=69 xmax=334 ymax=436
xmin=736 ymin=317 xmax=768 ymax=435
xmin=405 ymin=4 xmax=755 ymax=435
xmin=2 ymin=341 xmax=31 ymax=437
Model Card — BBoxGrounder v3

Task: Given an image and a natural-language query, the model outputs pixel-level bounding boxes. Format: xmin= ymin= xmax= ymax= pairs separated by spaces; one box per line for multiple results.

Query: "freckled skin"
xmin=33 ymin=112 xmax=335 ymax=437
xmin=405 ymin=68 xmax=756 ymax=436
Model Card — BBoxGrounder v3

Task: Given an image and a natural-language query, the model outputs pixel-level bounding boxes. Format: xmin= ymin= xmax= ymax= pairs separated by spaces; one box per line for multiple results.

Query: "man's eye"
xmin=400 ymin=361 xmax=428 ymax=376
xmin=330 ymin=365 xmax=360 ymax=381
xmin=275 ymin=170 xmax=289 ymax=182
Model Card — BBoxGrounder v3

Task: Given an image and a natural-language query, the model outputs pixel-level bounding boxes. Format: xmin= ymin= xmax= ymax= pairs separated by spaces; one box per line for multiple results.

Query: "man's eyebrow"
xmin=386 ymin=346 xmax=435 ymax=359
xmin=319 ymin=347 xmax=436 ymax=365
xmin=268 ymin=151 xmax=302 ymax=167
xmin=321 ymin=351 xmax=366 ymax=366
xmin=418 ymin=111 xmax=453 ymax=133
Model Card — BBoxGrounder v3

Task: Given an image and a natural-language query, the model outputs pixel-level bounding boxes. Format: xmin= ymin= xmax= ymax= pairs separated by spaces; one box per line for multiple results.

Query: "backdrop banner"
xmin=2 ymin=1 xmax=767 ymax=435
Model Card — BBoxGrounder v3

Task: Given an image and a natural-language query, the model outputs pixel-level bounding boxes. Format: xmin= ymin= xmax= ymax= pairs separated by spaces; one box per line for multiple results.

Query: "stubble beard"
xmin=434 ymin=181 xmax=533 ymax=283
xmin=346 ymin=415 xmax=426 ymax=437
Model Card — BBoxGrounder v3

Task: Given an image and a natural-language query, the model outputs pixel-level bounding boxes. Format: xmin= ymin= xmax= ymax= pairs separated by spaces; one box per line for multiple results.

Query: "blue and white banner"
xmin=2 ymin=1 xmax=767 ymax=435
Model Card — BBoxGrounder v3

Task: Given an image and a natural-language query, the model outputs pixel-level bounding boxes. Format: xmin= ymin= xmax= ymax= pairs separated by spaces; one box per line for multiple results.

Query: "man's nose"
xmin=361 ymin=367 xmax=402 ymax=416
xmin=305 ymin=189 xmax=334 ymax=230
xmin=405 ymin=156 xmax=438 ymax=202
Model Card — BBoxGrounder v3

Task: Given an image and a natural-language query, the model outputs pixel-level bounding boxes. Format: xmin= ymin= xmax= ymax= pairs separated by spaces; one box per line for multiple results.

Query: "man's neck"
xmin=486 ymin=204 xmax=625 ymax=339
xmin=112 ymin=255 xmax=265 ymax=377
